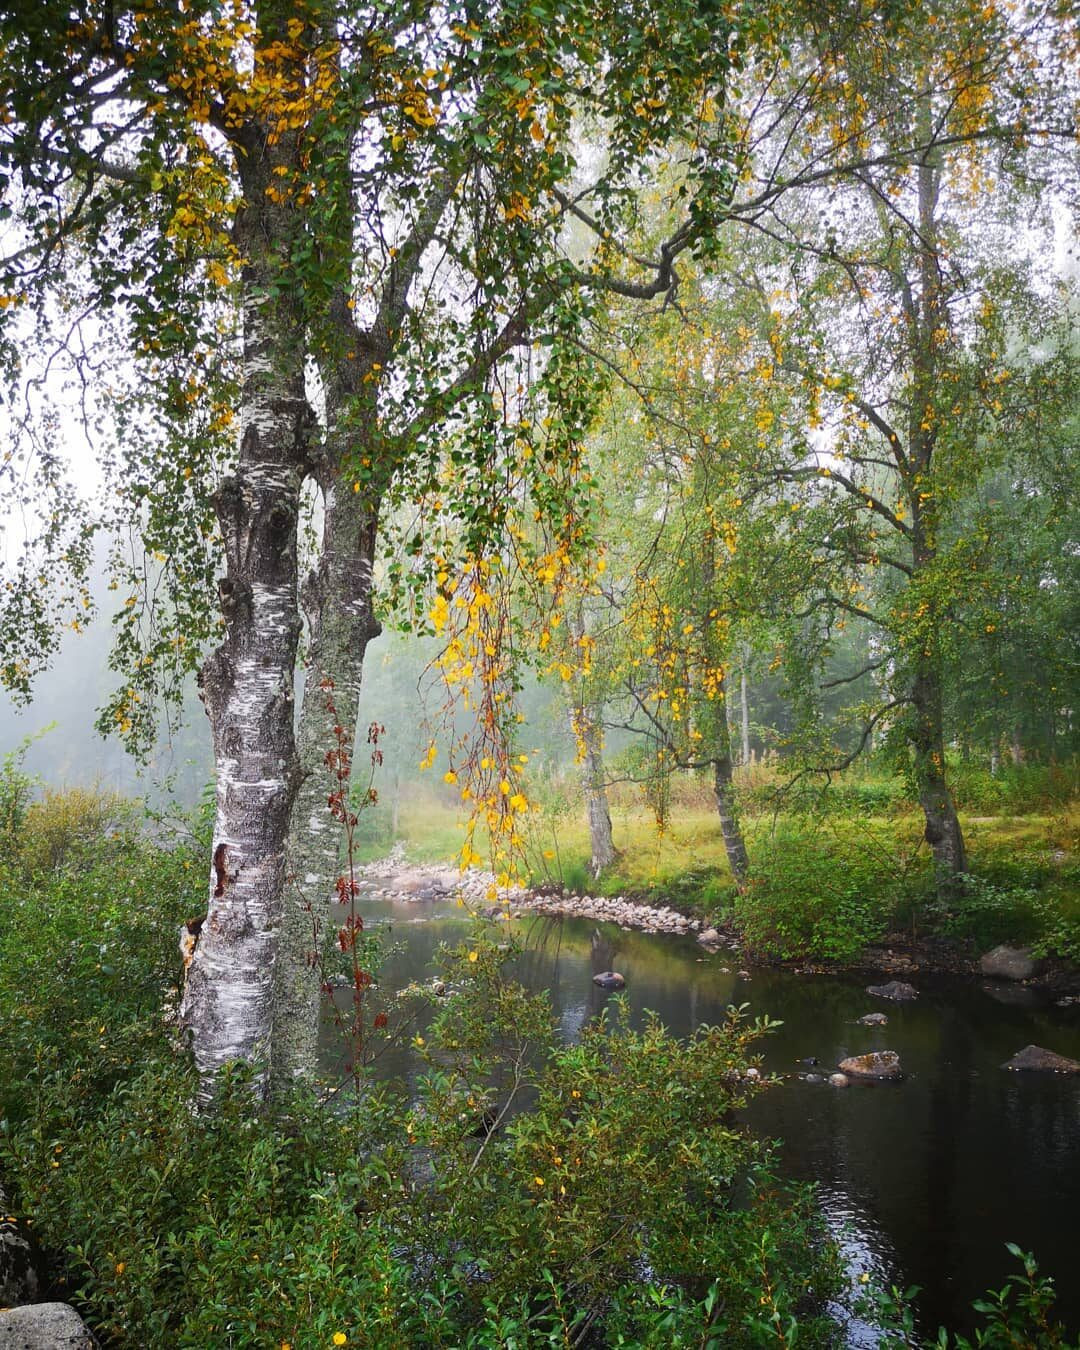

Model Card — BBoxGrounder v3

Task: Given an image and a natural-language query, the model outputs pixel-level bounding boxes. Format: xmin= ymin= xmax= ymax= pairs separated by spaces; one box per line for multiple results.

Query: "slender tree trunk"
xmin=739 ymin=650 xmax=751 ymax=766
xmin=270 ymin=472 xmax=382 ymax=1093
xmin=181 ymin=152 xmax=311 ymax=1101
xmin=568 ymin=606 xmax=616 ymax=878
xmin=573 ymin=705 xmax=617 ymax=879
xmin=699 ymin=539 xmax=750 ymax=888
xmin=712 ymin=742 xmax=749 ymax=887
xmin=903 ymin=82 xmax=966 ymax=897
xmin=911 ymin=661 xmax=966 ymax=885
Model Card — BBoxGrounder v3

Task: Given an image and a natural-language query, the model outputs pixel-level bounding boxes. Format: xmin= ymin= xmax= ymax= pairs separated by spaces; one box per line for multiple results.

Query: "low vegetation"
xmin=389 ymin=758 xmax=1080 ymax=968
xmin=1 ymin=773 xmax=1076 ymax=1346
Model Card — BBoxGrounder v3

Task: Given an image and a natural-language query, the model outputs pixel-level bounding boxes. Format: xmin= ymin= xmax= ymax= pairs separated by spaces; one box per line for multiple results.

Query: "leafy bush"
xmin=0 ymin=826 xmax=844 ymax=1347
xmin=947 ymin=760 xmax=1079 ymax=816
xmin=927 ymin=873 xmax=1042 ymax=950
xmin=13 ymin=785 xmax=139 ymax=878
xmin=0 ymin=732 xmax=47 ymax=858
xmin=734 ymin=824 xmax=903 ymax=961
xmin=861 ymin=1244 xmax=1078 ymax=1348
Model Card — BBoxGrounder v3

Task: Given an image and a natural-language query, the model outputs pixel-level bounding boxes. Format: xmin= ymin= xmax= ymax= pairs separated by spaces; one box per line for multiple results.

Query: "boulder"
xmin=866 ymin=980 xmax=918 ymax=1002
xmin=697 ymin=928 xmax=723 ymax=946
xmin=0 ymin=1304 xmax=96 ymax=1348
xmin=592 ymin=970 xmax=625 ymax=991
xmin=857 ymin=1012 xmax=888 ymax=1026
xmin=828 ymin=1073 xmax=850 ymax=1087
xmin=0 ymin=1182 xmax=45 ymax=1308
xmin=1002 ymin=1045 xmax=1080 ymax=1074
xmin=838 ymin=1050 xmax=903 ymax=1080
xmin=979 ymin=945 xmax=1038 ymax=981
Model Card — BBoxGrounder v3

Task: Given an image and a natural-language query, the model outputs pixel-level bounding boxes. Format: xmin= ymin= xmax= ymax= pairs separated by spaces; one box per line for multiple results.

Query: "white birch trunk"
xmin=180 ymin=152 xmax=310 ymax=1103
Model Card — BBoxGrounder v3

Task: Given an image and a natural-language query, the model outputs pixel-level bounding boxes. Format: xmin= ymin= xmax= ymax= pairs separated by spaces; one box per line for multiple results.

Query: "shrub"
xmin=0 ymin=834 xmax=844 ymax=1348
xmin=734 ymin=824 xmax=902 ymax=961
xmin=15 ymin=785 xmax=138 ymax=878
xmin=927 ymin=873 xmax=1042 ymax=950
xmin=947 ymin=760 xmax=1079 ymax=817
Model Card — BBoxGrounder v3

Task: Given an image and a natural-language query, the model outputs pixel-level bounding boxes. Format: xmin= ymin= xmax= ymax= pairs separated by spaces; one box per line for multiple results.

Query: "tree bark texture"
xmin=180 ymin=148 xmax=310 ymax=1101
xmin=911 ymin=661 xmax=967 ymax=886
xmin=270 ymin=475 xmax=381 ymax=1092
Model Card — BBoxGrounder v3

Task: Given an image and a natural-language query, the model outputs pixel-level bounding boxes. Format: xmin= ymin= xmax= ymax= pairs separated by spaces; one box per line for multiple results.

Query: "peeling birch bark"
xmin=179 ymin=147 xmax=310 ymax=1103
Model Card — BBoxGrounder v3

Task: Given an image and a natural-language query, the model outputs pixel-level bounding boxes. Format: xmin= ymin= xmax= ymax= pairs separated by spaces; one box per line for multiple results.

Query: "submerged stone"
xmin=866 ymin=980 xmax=918 ymax=1002
xmin=838 ymin=1050 xmax=903 ymax=1080
xmin=857 ymin=1012 xmax=889 ymax=1026
xmin=592 ymin=970 xmax=626 ymax=991
xmin=828 ymin=1073 xmax=850 ymax=1087
xmin=1002 ymin=1045 xmax=1080 ymax=1074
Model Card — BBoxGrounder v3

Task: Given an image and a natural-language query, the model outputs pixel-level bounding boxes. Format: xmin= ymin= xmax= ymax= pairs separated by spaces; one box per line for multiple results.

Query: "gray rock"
xmin=979 ymin=945 xmax=1038 ymax=981
xmin=802 ymin=1073 xmax=825 ymax=1084
xmin=0 ymin=1304 xmax=96 ymax=1348
xmin=857 ymin=1013 xmax=889 ymax=1026
xmin=828 ymin=1073 xmax=850 ymax=1087
xmin=697 ymin=927 xmax=723 ymax=946
xmin=0 ymin=1182 xmax=44 ymax=1308
xmin=866 ymin=980 xmax=918 ymax=1002
xmin=592 ymin=970 xmax=626 ymax=991
xmin=838 ymin=1050 xmax=903 ymax=1080
xmin=1002 ymin=1045 xmax=1080 ymax=1074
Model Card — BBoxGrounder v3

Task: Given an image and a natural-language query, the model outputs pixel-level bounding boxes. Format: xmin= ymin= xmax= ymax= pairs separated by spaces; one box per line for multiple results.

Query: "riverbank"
xmin=358 ymin=849 xmax=1080 ymax=998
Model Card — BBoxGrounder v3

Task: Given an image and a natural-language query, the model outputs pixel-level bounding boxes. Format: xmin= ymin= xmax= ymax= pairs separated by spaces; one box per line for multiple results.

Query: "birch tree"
xmin=0 ymin=0 xmax=794 ymax=1097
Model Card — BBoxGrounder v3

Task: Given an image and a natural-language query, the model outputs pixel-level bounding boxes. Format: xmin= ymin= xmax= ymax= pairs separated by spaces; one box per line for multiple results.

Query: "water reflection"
xmin=320 ymin=897 xmax=1080 ymax=1340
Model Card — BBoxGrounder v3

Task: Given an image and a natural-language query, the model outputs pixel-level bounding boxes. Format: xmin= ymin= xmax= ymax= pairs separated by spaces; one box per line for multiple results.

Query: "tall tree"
xmin=1 ymin=0 xmax=797 ymax=1096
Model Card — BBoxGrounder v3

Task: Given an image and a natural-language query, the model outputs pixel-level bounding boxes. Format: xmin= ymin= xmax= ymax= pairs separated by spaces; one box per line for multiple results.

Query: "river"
xmin=320 ymin=889 xmax=1080 ymax=1342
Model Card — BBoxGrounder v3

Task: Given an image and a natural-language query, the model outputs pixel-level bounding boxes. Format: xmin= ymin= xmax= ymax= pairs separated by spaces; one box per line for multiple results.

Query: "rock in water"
xmin=697 ymin=927 xmax=723 ymax=946
xmin=0 ymin=1304 xmax=96 ymax=1348
xmin=857 ymin=1012 xmax=889 ymax=1026
xmin=866 ymin=980 xmax=918 ymax=1002
xmin=979 ymin=946 xmax=1038 ymax=981
xmin=592 ymin=970 xmax=626 ymax=991
xmin=838 ymin=1050 xmax=903 ymax=1080
xmin=828 ymin=1073 xmax=850 ymax=1087
xmin=1002 ymin=1045 xmax=1080 ymax=1074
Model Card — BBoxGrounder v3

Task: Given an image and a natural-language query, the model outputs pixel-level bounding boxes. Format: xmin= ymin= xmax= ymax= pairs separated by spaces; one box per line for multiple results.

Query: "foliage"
xmin=926 ymin=872 xmax=1042 ymax=950
xmin=734 ymin=822 xmax=913 ymax=961
xmin=0 ymin=804 xmax=200 ymax=1124
xmin=861 ymin=1246 xmax=1078 ymax=1349
xmin=0 ymin=732 xmax=41 ymax=852
xmin=13 ymin=785 xmax=138 ymax=877
xmin=947 ymin=761 xmax=1080 ymax=817
xmin=0 ymin=820 xmax=847 ymax=1347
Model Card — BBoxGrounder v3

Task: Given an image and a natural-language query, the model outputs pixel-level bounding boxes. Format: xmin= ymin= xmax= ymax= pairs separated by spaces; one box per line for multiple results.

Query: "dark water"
xmin=321 ymin=892 xmax=1080 ymax=1342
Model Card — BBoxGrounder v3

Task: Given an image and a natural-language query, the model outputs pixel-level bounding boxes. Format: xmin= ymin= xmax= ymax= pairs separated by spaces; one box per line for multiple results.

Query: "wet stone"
xmin=1002 ymin=1045 xmax=1080 ymax=1074
xmin=838 ymin=1050 xmax=903 ymax=1080
xmin=866 ymin=980 xmax=918 ymax=1002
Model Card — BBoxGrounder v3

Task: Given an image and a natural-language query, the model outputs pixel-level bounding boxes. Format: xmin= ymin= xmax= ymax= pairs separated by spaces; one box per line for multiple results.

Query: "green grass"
xmin=371 ymin=776 xmax=1079 ymax=963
